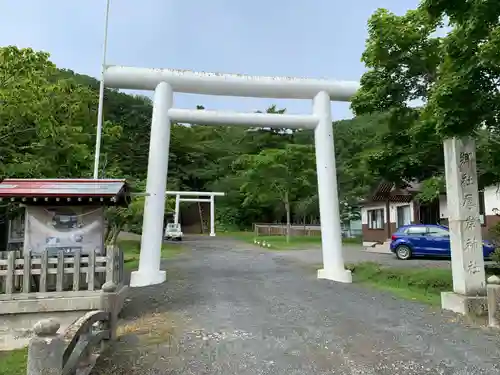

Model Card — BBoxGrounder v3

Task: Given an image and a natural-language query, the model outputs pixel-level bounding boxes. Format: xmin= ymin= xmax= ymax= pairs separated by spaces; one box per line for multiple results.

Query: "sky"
xmin=0 ymin=0 xmax=420 ymax=120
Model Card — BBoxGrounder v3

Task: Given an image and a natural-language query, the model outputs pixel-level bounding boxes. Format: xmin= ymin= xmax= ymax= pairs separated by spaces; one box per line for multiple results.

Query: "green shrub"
xmin=492 ymin=248 xmax=500 ymax=264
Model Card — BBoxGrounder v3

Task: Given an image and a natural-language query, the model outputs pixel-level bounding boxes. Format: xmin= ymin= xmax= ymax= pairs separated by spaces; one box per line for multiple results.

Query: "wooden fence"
xmin=254 ymin=224 xmax=322 ymax=237
xmin=27 ymin=282 xmax=121 ymax=375
xmin=0 ymin=246 xmax=124 ymax=300
xmin=253 ymin=223 xmax=362 ymax=238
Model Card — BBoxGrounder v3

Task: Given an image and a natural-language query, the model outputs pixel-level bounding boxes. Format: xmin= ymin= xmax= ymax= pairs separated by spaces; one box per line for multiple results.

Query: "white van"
xmin=164 ymin=223 xmax=183 ymax=241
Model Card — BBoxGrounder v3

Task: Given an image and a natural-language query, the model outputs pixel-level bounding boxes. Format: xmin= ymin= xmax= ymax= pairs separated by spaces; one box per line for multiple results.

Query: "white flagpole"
xmin=93 ymin=0 xmax=111 ymax=179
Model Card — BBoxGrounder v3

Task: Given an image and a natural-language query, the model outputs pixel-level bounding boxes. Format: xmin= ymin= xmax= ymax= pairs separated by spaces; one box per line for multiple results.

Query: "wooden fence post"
xmin=27 ymin=319 xmax=64 ymax=375
xmin=73 ymin=250 xmax=81 ymax=292
xmin=5 ymin=251 xmax=15 ymax=296
xmin=23 ymin=251 xmax=31 ymax=293
xmin=105 ymin=245 xmax=116 ymax=284
xmin=88 ymin=250 xmax=96 ymax=291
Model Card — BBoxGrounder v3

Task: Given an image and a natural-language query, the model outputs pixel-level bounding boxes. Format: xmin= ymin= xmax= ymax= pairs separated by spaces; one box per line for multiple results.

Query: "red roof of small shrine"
xmin=0 ymin=179 xmax=130 ymax=206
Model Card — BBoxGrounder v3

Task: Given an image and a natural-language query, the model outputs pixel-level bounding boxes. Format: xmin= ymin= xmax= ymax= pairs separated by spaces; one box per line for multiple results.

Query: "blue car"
xmin=390 ymin=224 xmax=496 ymax=260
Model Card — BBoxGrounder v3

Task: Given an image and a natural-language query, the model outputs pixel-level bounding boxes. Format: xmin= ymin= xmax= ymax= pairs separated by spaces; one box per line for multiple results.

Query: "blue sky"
xmin=0 ymin=0 xmax=419 ymax=120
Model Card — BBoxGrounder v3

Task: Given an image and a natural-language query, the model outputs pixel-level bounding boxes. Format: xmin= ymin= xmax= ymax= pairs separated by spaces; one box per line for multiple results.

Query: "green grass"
xmin=345 ymin=262 xmax=500 ymax=306
xmin=0 ymin=348 xmax=28 ymax=375
xmin=220 ymin=231 xmax=361 ymax=250
xmin=346 ymin=262 xmax=453 ymax=305
xmin=256 ymin=235 xmax=322 ymax=250
xmin=217 ymin=231 xmax=255 ymax=241
xmin=342 ymin=237 xmax=363 ymax=245
xmin=119 ymin=239 xmax=184 ymax=270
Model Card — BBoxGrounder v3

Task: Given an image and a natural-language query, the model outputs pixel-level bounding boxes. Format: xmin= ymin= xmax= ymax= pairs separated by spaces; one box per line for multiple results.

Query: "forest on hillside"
xmin=2 ymin=0 xmax=500 ymax=232
xmin=0 ymin=46 xmax=383 ymax=231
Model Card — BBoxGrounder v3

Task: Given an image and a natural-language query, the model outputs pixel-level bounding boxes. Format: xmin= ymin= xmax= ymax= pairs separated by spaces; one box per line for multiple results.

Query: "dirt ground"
xmin=92 ymin=236 xmax=500 ymax=374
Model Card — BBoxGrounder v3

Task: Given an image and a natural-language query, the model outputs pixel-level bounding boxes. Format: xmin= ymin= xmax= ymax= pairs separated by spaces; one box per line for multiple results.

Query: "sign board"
xmin=24 ymin=206 xmax=104 ymax=256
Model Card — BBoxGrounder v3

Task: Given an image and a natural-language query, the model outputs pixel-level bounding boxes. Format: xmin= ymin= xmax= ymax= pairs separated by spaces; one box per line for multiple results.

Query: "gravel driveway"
xmin=278 ymin=245 xmax=455 ymax=269
xmin=93 ymin=236 xmax=500 ymax=374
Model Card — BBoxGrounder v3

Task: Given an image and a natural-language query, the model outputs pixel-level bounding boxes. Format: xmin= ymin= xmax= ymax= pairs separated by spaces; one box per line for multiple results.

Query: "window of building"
xmin=479 ymin=191 xmax=485 ymax=225
xmin=396 ymin=205 xmax=411 ymax=228
xmin=368 ymin=209 xmax=384 ymax=229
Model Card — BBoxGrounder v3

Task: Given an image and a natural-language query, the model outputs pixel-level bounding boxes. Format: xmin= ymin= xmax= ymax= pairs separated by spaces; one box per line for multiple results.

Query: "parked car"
xmin=390 ymin=224 xmax=496 ymax=260
xmin=164 ymin=223 xmax=183 ymax=241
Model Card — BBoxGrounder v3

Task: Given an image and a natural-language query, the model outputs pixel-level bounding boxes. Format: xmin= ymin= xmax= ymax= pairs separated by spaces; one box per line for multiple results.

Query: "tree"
xmin=104 ymin=180 xmax=176 ymax=244
xmin=105 ymin=197 xmax=145 ymax=245
xmin=421 ymin=0 xmax=500 ymax=137
xmin=58 ymin=68 xmax=154 ymax=180
xmin=350 ymin=9 xmax=444 ymax=186
xmin=0 ymin=46 xmax=124 ymax=179
xmin=333 ymin=114 xmax=386 ymax=204
xmin=0 ymin=45 xmax=385 ymax=234
xmin=236 ymin=144 xmax=316 ymax=242
xmin=0 ymin=47 xmax=91 ymax=178
xmin=294 ymin=193 xmax=318 ymax=226
xmin=351 ymin=4 xmax=500 ymax=198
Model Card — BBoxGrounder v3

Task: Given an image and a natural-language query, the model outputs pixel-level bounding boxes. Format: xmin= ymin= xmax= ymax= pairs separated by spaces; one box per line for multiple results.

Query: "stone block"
xmin=441 ymin=291 xmax=488 ymax=316
xmin=487 ymin=278 xmax=500 ymax=328
xmin=27 ymin=319 xmax=64 ymax=375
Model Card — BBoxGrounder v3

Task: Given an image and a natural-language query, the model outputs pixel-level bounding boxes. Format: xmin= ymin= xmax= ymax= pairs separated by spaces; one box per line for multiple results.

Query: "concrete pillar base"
xmin=130 ymin=270 xmax=166 ymax=288
xmin=209 ymin=233 xmax=216 ymax=237
xmin=441 ymin=291 xmax=487 ymax=316
xmin=487 ymin=283 xmax=500 ymax=328
xmin=317 ymin=268 xmax=352 ymax=284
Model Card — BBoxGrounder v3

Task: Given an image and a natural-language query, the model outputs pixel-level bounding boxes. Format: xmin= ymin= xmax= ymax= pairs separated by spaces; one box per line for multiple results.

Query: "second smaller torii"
xmin=165 ymin=191 xmax=225 ymax=236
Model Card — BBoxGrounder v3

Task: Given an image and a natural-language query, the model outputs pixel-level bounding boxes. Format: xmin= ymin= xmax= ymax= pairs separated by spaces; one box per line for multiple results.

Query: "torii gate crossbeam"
xmin=165 ymin=191 xmax=225 ymax=237
xmin=103 ymin=65 xmax=359 ymax=288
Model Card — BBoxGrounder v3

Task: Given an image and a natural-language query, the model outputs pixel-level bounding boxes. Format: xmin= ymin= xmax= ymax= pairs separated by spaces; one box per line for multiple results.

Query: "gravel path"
xmin=94 ymin=236 xmax=500 ymax=374
xmin=279 ymin=245 xmax=454 ymax=269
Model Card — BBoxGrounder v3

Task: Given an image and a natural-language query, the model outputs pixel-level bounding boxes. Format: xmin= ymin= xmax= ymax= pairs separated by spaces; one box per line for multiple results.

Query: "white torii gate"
xmin=165 ymin=191 xmax=225 ymax=236
xmin=92 ymin=2 xmax=489 ymax=317
xmin=103 ymin=65 xmax=359 ymax=287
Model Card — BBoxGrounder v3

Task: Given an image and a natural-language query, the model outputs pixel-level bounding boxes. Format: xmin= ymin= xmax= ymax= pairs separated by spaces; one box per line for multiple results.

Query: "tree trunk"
xmin=110 ymin=229 xmax=120 ymax=246
xmin=106 ymin=224 xmax=124 ymax=246
xmin=284 ymin=191 xmax=291 ymax=243
xmin=104 ymin=225 xmax=111 ymax=244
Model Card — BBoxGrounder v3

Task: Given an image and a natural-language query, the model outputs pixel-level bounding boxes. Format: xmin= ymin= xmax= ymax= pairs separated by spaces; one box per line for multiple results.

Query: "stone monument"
xmin=441 ymin=137 xmax=487 ymax=315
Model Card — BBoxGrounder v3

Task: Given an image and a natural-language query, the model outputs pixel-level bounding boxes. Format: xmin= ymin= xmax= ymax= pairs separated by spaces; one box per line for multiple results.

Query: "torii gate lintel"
xmin=103 ymin=66 xmax=359 ymax=288
xmin=165 ymin=191 xmax=225 ymax=237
